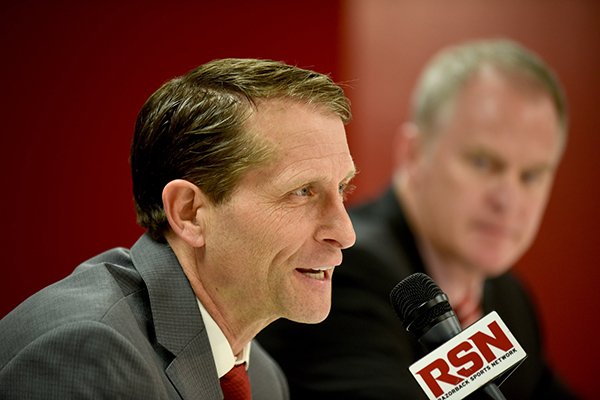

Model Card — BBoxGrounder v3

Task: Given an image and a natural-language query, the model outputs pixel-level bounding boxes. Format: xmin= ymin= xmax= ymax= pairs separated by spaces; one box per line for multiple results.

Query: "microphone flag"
xmin=408 ymin=311 xmax=526 ymax=400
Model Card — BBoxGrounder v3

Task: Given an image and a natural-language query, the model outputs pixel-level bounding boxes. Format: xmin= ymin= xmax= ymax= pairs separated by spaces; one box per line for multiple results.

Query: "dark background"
xmin=1 ymin=1 xmax=597 ymax=398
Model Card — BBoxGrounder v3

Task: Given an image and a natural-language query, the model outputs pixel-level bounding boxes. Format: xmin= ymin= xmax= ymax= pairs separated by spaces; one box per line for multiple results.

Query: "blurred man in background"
xmin=259 ymin=39 xmax=578 ymax=399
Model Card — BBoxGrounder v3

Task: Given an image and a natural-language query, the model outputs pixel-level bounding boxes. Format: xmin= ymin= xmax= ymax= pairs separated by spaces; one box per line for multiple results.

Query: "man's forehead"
xmin=248 ymin=100 xmax=345 ymax=149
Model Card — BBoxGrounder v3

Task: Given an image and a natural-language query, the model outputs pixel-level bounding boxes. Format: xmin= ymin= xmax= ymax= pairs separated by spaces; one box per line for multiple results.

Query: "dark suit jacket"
xmin=0 ymin=234 xmax=289 ymax=399
xmin=258 ymin=188 xmax=577 ymax=399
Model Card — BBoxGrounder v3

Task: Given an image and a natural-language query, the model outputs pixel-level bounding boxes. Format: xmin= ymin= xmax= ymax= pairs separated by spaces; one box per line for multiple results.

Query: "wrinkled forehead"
xmin=243 ymin=98 xmax=354 ymax=176
xmin=249 ymin=98 xmax=347 ymax=148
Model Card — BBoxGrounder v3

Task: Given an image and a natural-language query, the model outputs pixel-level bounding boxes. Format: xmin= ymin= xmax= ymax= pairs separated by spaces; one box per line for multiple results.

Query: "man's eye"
xmin=293 ymin=186 xmax=314 ymax=197
xmin=339 ymin=182 xmax=356 ymax=200
xmin=521 ymin=169 xmax=545 ymax=185
xmin=469 ymin=154 xmax=492 ymax=171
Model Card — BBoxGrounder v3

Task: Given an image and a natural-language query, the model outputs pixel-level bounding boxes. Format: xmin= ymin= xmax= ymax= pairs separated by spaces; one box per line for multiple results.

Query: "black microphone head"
xmin=389 ymin=272 xmax=454 ymax=337
xmin=390 ymin=274 xmax=505 ymax=398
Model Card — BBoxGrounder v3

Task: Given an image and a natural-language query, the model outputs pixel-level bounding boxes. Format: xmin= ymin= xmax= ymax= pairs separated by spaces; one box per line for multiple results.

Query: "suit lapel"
xmin=165 ymin=334 xmax=223 ymax=399
xmin=131 ymin=234 xmax=222 ymax=399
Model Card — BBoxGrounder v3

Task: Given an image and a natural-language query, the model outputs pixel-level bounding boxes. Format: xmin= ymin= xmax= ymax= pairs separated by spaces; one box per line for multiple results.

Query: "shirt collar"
xmin=197 ymin=298 xmax=251 ymax=378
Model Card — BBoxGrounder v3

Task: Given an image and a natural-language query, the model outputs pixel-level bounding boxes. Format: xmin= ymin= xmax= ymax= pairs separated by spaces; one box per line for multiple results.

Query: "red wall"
xmin=340 ymin=1 xmax=599 ymax=398
xmin=0 ymin=2 xmax=342 ymax=314
xmin=1 ymin=1 xmax=597 ymax=398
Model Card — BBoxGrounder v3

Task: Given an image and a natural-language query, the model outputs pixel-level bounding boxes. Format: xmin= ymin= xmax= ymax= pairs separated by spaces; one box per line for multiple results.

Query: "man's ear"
xmin=162 ymin=179 xmax=208 ymax=248
xmin=392 ymin=122 xmax=422 ymax=171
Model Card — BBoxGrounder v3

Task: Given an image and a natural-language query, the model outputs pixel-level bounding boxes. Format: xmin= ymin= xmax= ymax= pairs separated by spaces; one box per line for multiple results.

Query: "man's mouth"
xmin=475 ymin=221 xmax=513 ymax=239
xmin=296 ymin=267 xmax=334 ymax=281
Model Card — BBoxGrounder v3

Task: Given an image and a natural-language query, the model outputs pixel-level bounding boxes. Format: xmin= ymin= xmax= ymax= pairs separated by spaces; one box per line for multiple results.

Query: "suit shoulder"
xmin=249 ymin=341 xmax=290 ymax=400
xmin=0 ymin=247 xmax=149 ymax=368
xmin=0 ymin=320 xmax=169 ymax=399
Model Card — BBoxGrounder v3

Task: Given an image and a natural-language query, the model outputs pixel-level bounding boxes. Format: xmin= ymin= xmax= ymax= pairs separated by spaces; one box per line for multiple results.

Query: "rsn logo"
xmin=409 ymin=312 xmax=526 ymax=400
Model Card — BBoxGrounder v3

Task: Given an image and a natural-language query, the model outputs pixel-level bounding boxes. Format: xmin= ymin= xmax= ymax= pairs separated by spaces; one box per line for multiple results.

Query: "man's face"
xmin=410 ymin=68 xmax=564 ymax=276
xmin=201 ymin=99 xmax=356 ymax=325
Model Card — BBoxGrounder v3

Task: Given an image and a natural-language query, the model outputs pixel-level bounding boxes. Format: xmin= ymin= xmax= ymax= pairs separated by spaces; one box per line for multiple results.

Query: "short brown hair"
xmin=130 ymin=58 xmax=351 ymax=240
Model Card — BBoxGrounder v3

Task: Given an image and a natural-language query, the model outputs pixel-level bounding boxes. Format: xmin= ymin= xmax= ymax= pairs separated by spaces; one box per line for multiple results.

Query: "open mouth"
xmin=296 ymin=267 xmax=334 ymax=281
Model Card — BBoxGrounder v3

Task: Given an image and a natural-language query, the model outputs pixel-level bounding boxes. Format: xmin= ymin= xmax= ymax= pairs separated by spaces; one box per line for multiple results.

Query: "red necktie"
xmin=220 ymin=363 xmax=252 ymax=400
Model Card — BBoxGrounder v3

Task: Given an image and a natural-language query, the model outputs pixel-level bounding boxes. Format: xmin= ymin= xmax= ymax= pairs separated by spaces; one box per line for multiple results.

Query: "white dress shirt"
xmin=197 ymin=299 xmax=251 ymax=378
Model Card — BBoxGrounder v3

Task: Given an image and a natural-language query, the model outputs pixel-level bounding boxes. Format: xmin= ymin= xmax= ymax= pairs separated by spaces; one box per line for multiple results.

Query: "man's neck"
xmin=417 ymin=238 xmax=484 ymax=327
xmin=164 ymin=232 xmax=261 ymax=355
xmin=396 ymin=179 xmax=484 ymax=326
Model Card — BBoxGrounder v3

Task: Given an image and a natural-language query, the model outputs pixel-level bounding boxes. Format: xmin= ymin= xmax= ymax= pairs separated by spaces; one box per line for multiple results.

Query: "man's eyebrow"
xmin=465 ymin=146 xmax=504 ymax=164
xmin=344 ymin=167 xmax=358 ymax=182
xmin=523 ymin=162 xmax=556 ymax=173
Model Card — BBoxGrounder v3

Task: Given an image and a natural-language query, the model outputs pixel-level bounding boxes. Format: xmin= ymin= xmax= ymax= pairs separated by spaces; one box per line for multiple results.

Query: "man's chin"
xmin=286 ymin=306 xmax=331 ymax=325
xmin=475 ymin=256 xmax=516 ymax=278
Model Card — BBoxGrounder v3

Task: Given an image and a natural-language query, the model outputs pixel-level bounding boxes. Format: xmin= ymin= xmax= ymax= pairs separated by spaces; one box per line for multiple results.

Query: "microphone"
xmin=390 ymin=273 xmax=521 ymax=400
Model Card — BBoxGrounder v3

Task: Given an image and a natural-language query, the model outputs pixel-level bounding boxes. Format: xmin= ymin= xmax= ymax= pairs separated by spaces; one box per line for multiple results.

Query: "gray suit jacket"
xmin=0 ymin=234 xmax=289 ymax=399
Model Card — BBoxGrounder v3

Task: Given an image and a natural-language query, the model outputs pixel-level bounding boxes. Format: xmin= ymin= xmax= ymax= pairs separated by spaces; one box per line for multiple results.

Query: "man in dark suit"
xmin=258 ymin=39 xmax=578 ymax=398
xmin=0 ymin=58 xmax=357 ymax=399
